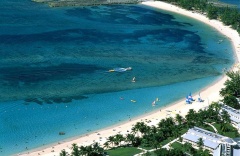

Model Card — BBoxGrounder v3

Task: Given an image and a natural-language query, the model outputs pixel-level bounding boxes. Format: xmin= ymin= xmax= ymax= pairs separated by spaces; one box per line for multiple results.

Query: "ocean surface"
xmin=0 ymin=0 xmax=236 ymax=155
xmin=220 ymin=0 xmax=240 ymax=9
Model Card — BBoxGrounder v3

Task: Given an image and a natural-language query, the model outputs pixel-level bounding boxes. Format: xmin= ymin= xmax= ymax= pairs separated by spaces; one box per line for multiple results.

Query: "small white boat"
xmin=132 ymin=77 xmax=136 ymax=82
xmin=114 ymin=68 xmax=127 ymax=72
xmin=131 ymin=100 xmax=136 ymax=103
xmin=109 ymin=67 xmax=132 ymax=72
xmin=152 ymin=100 xmax=156 ymax=106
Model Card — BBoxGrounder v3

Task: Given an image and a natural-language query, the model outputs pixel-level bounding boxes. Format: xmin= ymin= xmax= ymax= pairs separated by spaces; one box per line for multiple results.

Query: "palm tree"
xmin=221 ymin=110 xmax=231 ymax=123
xmin=186 ymin=109 xmax=196 ymax=128
xmin=207 ymin=105 xmax=216 ymax=121
xmin=79 ymin=145 xmax=87 ymax=155
xmin=179 ymin=136 xmax=183 ymax=142
xmin=158 ymin=117 xmax=176 ymax=138
xmin=126 ymin=133 xmax=135 ymax=146
xmin=175 ymin=114 xmax=183 ymax=125
xmin=186 ymin=109 xmax=196 ymax=121
xmin=60 ymin=149 xmax=68 ymax=156
xmin=132 ymin=122 xmax=148 ymax=137
xmin=84 ymin=145 xmax=93 ymax=156
xmin=92 ymin=142 xmax=104 ymax=155
xmin=138 ymin=122 xmax=149 ymax=135
xmin=157 ymin=129 xmax=164 ymax=140
xmin=150 ymin=134 xmax=161 ymax=150
xmin=196 ymin=109 xmax=206 ymax=126
xmin=107 ymin=136 xmax=115 ymax=148
xmin=212 ymin=102 xmax=221 ymax=112
xmin=158 ymin=118 xmax=166 ymax=128
xmin=165 ymin=117 xmax=175 ymax=126
xmin=150 ymin=125 xmax=158 ymax=134
xmin=131 ymin=124 xmax=138 ymax=136
xmin=222 ymin=95 xmax=240 ymax=109
xmin=220 ymin=71 xmax=240 ymax=97
xmin=114 ymin=134 xmax=124 ymax=146
xmin=207 ymin=102 xmax=222 ymax=122
xmin=172 ymin=126 xmax=181 ymax=138
xmin=71 ymin=143 xmax=80 ymax=156
xmin=197 ymin=137 xmax=204 ymax=150
xmin=220 ymin=110 xmax=231 ymax=132
xmin=132 ymin=136 xmax=141 ymax=147
xmin=103 ymin=141 xmax=110 ymax=150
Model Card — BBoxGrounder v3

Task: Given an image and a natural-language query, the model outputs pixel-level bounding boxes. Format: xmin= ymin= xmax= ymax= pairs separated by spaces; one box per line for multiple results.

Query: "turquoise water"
xmin=0 ymin=0 xmax=235 ymax=155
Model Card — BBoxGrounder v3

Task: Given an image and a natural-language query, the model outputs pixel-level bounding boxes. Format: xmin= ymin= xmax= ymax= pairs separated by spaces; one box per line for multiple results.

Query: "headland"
xmin=32 ymin=0 xmax=139 ymax=7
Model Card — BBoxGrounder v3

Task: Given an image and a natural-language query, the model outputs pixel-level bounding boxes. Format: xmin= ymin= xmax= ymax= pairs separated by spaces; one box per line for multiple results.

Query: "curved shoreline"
xmin=18 ymin=1 xmax=240 ymax=156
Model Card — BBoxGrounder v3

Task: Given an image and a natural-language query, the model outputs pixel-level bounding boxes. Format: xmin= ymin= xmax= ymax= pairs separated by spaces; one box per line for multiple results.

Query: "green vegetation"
xmin=220 ymin=71 xmax=240 ymax=97
xmin=154 ymin=148 xmax=185 ymax=156
xmin=32 ymin=0 xmax=138 ymax=7
xmin=170 ymin=142 xmax=211 ymax=156
xmin=60 ymin=101 xmax=239 ymax=155
xmin=213 ymin=123 xmax=240 ymax=138
xmin=199 ymin=125 xmax=214 ymax=132
xmin=171 ymin=142 xmax=183 ymax=149
xmin=60 ymin=142 xmax=104 ymax=156
xmin=220 ymin=71 xmax=240 ymax=109
xmin=106 ymin=147 xmax=142 ymax=156
xmin=160 ymin=0 xmax=240 ymax=34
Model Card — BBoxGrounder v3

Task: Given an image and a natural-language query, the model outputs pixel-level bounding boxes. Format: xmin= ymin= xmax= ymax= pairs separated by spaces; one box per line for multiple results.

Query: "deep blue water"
xmin=220 ymin=0 xmax=240 ymax=9
xmin=0 ymin=0 xmax=236 ymax=155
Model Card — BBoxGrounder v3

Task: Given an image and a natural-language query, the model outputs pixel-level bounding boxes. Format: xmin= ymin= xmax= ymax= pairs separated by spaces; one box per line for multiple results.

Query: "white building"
xmin=220 ymin=104 xmax=240 ymax=132
xmin=182 ymin=126 xmax=238 ymax=156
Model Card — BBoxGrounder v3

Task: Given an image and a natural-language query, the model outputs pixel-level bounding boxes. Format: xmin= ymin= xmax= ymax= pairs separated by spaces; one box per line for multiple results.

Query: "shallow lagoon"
xmin=0 ymin=0 xmax=235 ymax=155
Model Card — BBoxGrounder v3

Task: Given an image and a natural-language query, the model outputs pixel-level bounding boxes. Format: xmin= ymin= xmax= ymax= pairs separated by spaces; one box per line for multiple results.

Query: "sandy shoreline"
xmin=18 ymin=1 xmax=240 ymax=156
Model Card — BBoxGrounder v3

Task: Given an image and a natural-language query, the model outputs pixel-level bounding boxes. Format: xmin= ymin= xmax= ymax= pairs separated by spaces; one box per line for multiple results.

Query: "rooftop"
xmin=183 ymin=126 xmax=237 ymax=149
xmin=221 ymin=105 xmax=240 ymax=116
xmin=221 ymin=104 xmax=240 ymax=123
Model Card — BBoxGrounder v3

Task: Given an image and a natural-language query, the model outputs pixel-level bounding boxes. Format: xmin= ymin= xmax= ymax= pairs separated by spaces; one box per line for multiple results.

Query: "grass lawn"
xmin=198 ymin=124 xmax=215 ymax=133
xmin=160 ymin=138 xmax=173 ymax=146
xmin=213 ymin=123 xmax=240 ymax=138
xmin=171 ymin=142 xmax=183 ymax=150
xmin=223 ymin=131 xmax=238 ymax=138
xmin=180 ymin=127 xmax=188 ymax=134
xmin=106 ymin=147 xmax=142 ymax=156
xmin=147 ymin=151 xmax=157 ymax=156
xmin=213 ymin=123 xmax=221 ymax=131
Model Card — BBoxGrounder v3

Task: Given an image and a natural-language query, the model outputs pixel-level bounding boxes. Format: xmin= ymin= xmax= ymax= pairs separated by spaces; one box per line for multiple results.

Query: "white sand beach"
xmin=19 ymin=1 xmax=240 ymax=156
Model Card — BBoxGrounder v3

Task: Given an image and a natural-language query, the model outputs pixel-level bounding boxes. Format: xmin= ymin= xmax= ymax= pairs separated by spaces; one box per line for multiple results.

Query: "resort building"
xmin=182 ymin=126 xmax=238 ymax=156
xmin=220 ymin=104 xmax=240 ymax=132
